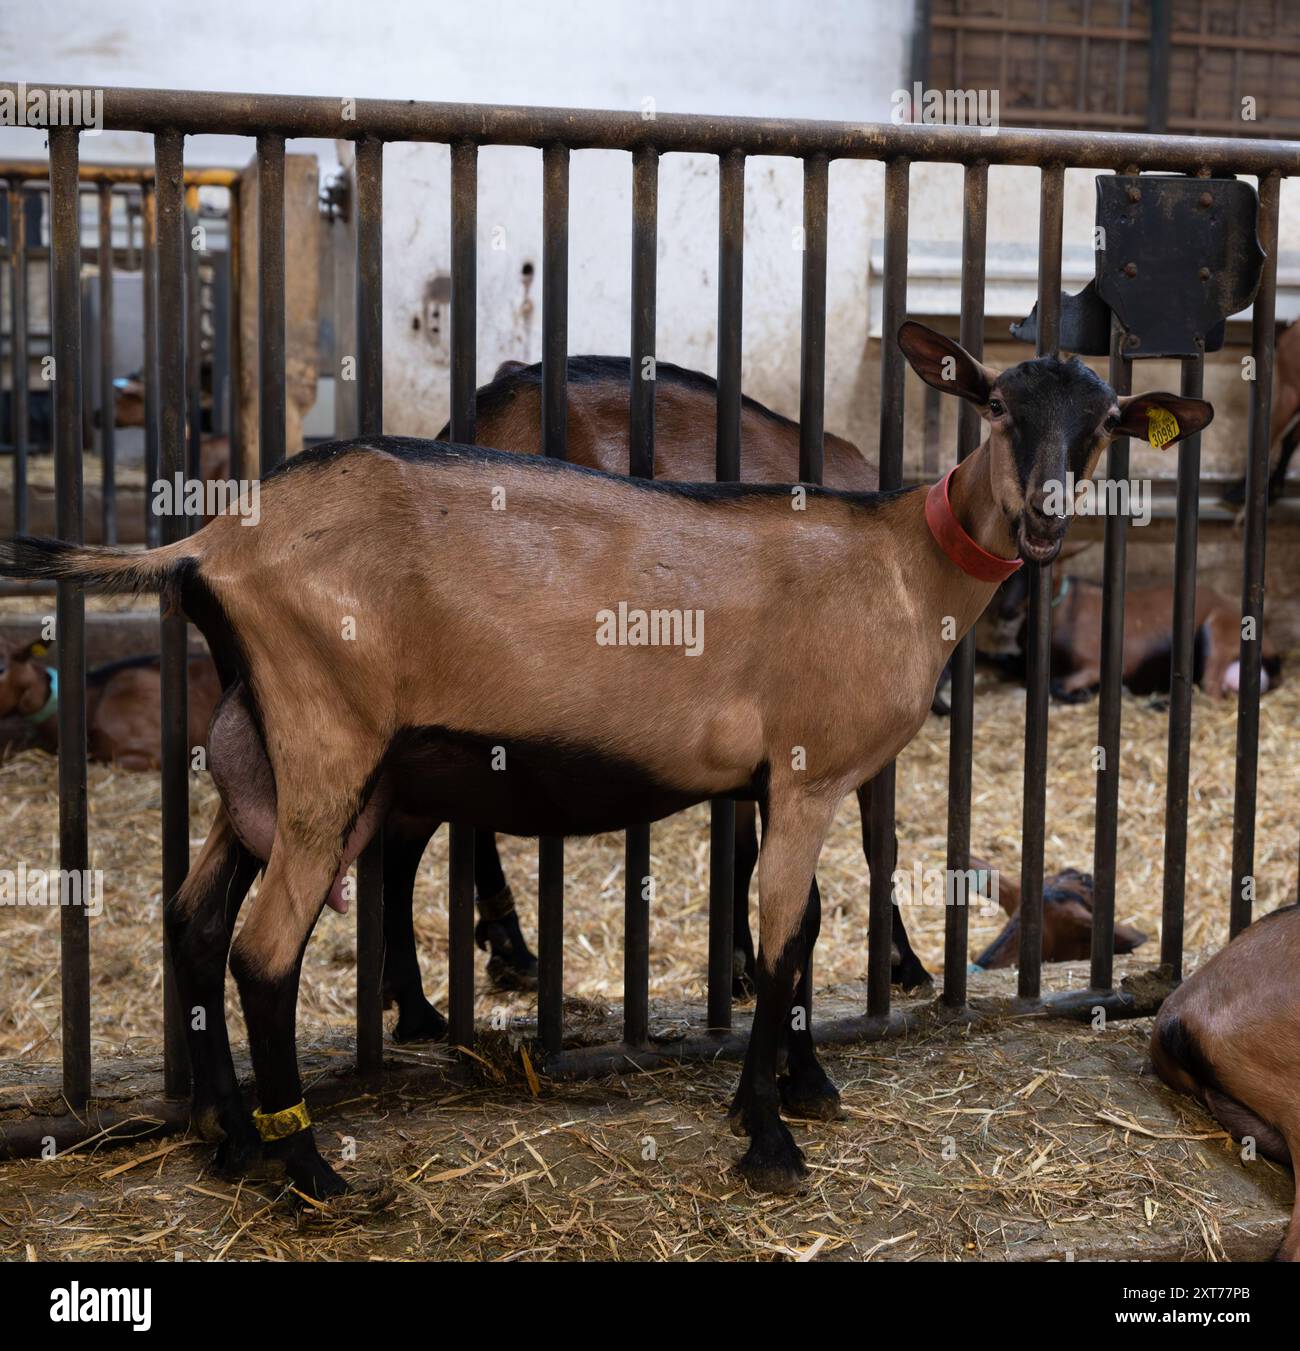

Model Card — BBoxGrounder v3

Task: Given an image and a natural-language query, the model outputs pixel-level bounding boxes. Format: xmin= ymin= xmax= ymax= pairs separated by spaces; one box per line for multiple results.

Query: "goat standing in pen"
xmin=381 ymin=355 xmax=931 ymax=1035
xmin=0 ymin=322 xmax=1211 ymax=1198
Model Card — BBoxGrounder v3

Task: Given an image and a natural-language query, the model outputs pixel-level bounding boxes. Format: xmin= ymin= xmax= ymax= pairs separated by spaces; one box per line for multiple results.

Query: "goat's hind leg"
xmin=729 ymin=791 xmax=837 ymax=1192
xmin=381 ymin=820 xmax=448 ymax=1042
xmin=165 ymin=804 xmax=261 ymax=1175
xmin=474 ymin=830 xmax=539 ymax=991
xmin=230 ymin=826 xmax=352 ymax=1200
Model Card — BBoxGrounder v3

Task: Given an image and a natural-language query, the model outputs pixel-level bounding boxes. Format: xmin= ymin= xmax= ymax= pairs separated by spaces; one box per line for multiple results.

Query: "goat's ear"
xmin=1116 ymin=392 xmax=1214 ymax=448
xmin=898 ymin=322 xmax=994 ymax=404
xmin=11 ymin=640 xmax=47 ymax=664
xmin=1113 ymin=921 xmax=1149 ymax=954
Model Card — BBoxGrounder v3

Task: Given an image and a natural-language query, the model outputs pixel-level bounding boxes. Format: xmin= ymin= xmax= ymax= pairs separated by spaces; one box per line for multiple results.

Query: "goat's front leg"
xmin=778 ymin=875 xmax=842 ymax=1121
xmin=380 ymin=821 xmax=447 ymax=1043
xmin=164 ymin=803 xmax=260 ymax=1174
xmin=729 ymin=790 xmax=837 ymax=1192
xmin=229 ymin=830 xmax=347 ymax=1201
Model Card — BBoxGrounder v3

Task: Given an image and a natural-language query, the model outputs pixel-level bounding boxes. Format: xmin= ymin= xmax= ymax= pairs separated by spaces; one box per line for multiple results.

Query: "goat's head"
xmin=897 ymin=322 xmax=1213 ymax=566
xmin=0 ymin=640 xmax=52 ymax=720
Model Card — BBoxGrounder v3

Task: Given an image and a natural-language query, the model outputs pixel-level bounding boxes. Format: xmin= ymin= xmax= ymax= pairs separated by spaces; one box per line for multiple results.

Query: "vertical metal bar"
xmin=1229 ymin=171 xmax=1280 ymax=938
xmin=943 ymin=159 xmax=988 ymax=1011
xmin=1148 ymin=0 xmax=1172 ymax=133
xmin=1018 ymin=163 xmax=1064 ymax=1000
xmin=96 ymin=183 xmax=116 ymax=544
xmin=227 ymin=183 xmax=243 ymax=480
xmin=184 ymin=184 xmax=202 ymax=485
xmin=538 ymin=143 xmax=569 ymax=1057
xmin=710 ymin=149 xmax=744 ymax=1033
xmin=141 ymin=185 xmax=161 ymax=548
xmin=624 ymin=145 xmax=657 ymax=1048
xmin=1160 ymin=352 xmax=1204 ymax=979
xmin=1090 ymin=317 xmax=1132 ymax=990
xmin=799 ymin=155 xmax=828 ymax=486
xmin=50 ymin=127 xmax=91 ymax=1110
xmin=353 ymin=137 xmax=385 ymax=1073
xmin=868 ymin=156 xmax=910 ymax=1020
xmin=256 ymin=133 xmax=286 ymax=474
xmin=9 ymin=180 xmax=28 ymax=535
xmin=155 ymin=130 xmax=190 ymax=1097
xmin=448 ymin=139 xmax=478 ymax=1052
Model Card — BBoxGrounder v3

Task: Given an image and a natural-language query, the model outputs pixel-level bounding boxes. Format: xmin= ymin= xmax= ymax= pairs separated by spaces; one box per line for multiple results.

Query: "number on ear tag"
xmin=1146 ymin=407 xmax=1180 ymax=449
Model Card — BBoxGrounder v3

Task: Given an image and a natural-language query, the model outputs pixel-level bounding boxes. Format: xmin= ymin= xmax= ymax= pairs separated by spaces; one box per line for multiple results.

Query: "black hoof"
xmin=731 ymin=948 xmax=756 ymax=1001
xmin=477 ymin=909 xmax=540 ymax=992
xmin=779 ymin=1070 xmax=843 ymax=1123
xmin=392 ymin=998 xmax=448 ymax=1044
xmin=1050 ymin=681 xmax=1096 ymax=705
xmin=265 ymin=1129 xmax=348 ymax=1201
xmin=486 ymin=951 xmax=539 ymax=992
xmin=211 ymin=1118 xmax=263 ymax=1180
xmin=735 ymin=1134 xmax=809 ymax=1194
xmin=891 ymin=954 xmax=934 ymax=993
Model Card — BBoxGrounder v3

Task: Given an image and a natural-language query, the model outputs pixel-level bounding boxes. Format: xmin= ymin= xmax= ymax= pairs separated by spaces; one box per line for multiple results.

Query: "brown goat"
xmin=1222 ymin=317 xmax=1300 ymax=506
xmin=0 ymin=640 xmax=220 ymax=771
xmin=0 ymin=321 xmax=1211 ymax=1199
xmin=1150 ymin=903 xmax=1300 ymax=1261
xmin=967 ymin=855 xmax=1147 ymax=970
xmin=984 ymin=571 xmax=1281 ymax=702
xmin=379 ymin=356 xmax=929 ymax=1028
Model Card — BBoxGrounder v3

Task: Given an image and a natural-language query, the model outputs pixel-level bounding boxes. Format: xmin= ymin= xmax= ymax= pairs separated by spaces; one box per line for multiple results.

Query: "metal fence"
xmin=1 ymin=83 xmax=1294 ymax=1122
xmin=2 ymin=160 xmax=239 ymax=549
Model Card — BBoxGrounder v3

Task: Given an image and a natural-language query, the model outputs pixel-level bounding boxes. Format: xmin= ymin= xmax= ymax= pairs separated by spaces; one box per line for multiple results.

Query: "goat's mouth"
xmin=1016 ymin=521 xmax=1064 ymax=565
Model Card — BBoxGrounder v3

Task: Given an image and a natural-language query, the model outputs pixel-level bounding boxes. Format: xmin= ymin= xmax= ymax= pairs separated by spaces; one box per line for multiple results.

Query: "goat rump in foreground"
xmin=966 ymin=856 xmax=1147 ymax=970
xmin=0 ymin=321 xmax=1210 ymax=1199
xmin=0 ymin=640 xmax=219 ymax=771
xmin=1150 ymin=903 xmax=1300 ymax=1261
xmin=381 ymin=355 xmax=929 ymax=1026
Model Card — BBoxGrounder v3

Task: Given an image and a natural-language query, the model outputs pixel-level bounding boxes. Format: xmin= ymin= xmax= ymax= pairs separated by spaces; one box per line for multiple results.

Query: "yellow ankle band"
xmin=253 ymin=1099 xmax=311 ymax=1142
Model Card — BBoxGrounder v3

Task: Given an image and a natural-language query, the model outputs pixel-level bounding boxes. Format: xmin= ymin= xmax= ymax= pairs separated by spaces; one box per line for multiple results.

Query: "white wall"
xmin=0 ymin=0 xmax=911 ymax=447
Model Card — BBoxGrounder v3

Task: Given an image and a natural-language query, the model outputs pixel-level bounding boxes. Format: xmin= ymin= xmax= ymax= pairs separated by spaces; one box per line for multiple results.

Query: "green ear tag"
xmin=1146 ymin=407 xmax=1180 ymax=449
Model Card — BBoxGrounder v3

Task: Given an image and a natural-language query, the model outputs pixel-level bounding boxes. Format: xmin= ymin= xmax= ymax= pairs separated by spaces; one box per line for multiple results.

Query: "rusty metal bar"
xmin=0 ymin=158 xmax=240 ymax=187
xmin=1229 ymin=171 xmax=1281 ymax=938
xmin=256 ymin=132 xmax=285 ymax=474
xmin=537 ymin=142 xmax=569 ymax=1058
xmin=867 ymin=157 xmax=910 ymax=1021
xmin=624 ymin=144 xmax=658 ymax=1049
xmin=1018 ymin=162 xmax=1064 ymax=1000
xmin=448 ymin=140 xmax=478 ymax=1053
xmin=184 ymin=185 xmax=202 ymax=485
xmin=943 ymin=159 xmax=988 ymax=1011
xmin=227 ymin=183 xmax=243 ymax=481
xmin=798 ymin=154 xmax=828 ymax=485
xmin=155 ymin=129 xmax=191 ymax=1098
xmin=353 ymin=137 xmax=385 ymax=1073
xmin=1160 ymin=353 xmax=1205 ymax=979
xmin=17 ymin=85 xmax=1300 ymax=174
xmin=8 ymin=180 xmax=28 ymax=535
xmin=1090 ymin=317 xmax=1132 ymax=991
xmin=96 ymin=183 xmax=116 ymax=543
xmin=50 ymin=126 xmax=91 ymax=1110
xmin=141 ymin=185 xmax=161 ymax=547
xmin=710 ymin=149 xmax=745 ymax=1034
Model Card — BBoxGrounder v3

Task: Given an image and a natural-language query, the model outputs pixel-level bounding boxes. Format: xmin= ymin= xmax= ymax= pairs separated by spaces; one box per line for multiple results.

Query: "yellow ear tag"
xmin=30 ymin=642 xmax=47 ymax=658
xmin=1146 ymin=406 xmax=1180 ymax=449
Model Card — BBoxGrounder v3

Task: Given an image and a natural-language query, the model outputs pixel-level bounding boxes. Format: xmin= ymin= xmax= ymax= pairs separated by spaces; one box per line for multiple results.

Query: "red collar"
xmin=924 ymin=465 xmax=1023 ymax=584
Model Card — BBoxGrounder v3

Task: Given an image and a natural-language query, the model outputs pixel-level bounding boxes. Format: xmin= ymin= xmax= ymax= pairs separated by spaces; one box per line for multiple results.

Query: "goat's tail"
xmin=0 ymin=535 xmax=201 ymax=596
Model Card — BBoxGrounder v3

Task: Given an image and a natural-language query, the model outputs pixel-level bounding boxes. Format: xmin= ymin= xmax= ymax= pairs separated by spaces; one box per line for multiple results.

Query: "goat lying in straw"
xmin=0 ymin=322 xmax=1211 ymax=1198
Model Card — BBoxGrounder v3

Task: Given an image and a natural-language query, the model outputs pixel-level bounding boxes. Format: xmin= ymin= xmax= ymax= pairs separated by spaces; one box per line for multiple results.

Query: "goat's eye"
xmin=1104 ymin=412 xmax=1120 ymax=433
xmin=988 ymin=398 xmax=1006 ymax=418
